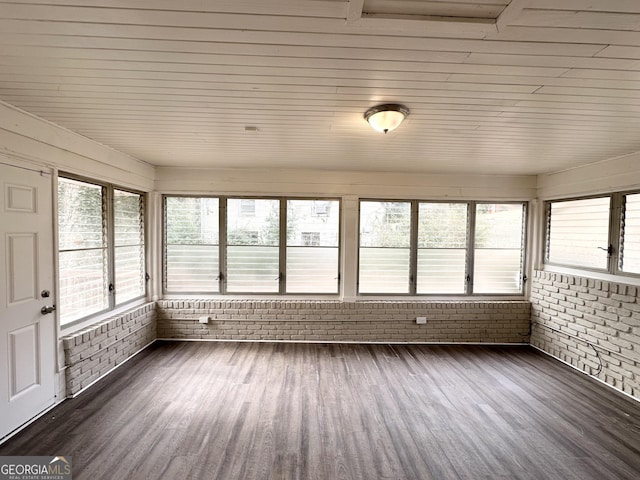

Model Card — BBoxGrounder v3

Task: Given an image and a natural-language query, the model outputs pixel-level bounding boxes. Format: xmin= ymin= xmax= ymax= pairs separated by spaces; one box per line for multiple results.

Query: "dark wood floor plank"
xmin=2 ymin=341 xmax=640 ymax=480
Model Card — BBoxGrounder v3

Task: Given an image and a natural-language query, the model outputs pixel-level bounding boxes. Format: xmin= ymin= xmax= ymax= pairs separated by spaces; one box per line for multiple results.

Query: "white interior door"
xmin=0 ymin=160 xmax=56 ymax=439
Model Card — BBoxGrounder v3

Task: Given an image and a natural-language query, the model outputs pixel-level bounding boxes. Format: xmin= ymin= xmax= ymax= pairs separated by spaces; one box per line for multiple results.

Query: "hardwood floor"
xmin=2 ymin=341 xmax=640 ymax=479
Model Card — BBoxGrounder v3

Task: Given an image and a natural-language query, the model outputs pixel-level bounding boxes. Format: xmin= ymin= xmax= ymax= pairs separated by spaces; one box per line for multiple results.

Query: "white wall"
xmin=537 ymin=151 xmax=640 ymax=200
xmin=155 ymin=166 xmax=537 ymax=199
xmin=0 ymin=101 xmax=154 ymax=191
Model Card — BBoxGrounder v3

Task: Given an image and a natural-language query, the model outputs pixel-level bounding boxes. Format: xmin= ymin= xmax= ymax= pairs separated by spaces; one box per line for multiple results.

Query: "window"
xmin=287 ymin=200 xmax=339 ymax=293
xmin=163 ymin=196 xmax=340 ymax=294
xmin=114 ymin=189 xmax=146 ymax=303
xmin=227 ymin=198 xmax=280 ymax=293
xmin=358 ymin=200 xmax=527 ymax=295
xmin=474 ymin=203 xmax=526 ymax=294
xmin=58 ymin=176 xmax=146 ymax=326
xmin=165 ymin=197 xmax=219 ymax=292
xmin=58 ymin=178 xmax=107 ymax=324
xmin=417 ymin=202 xmax=468 ymax=294
xmin=546 ymin=197 xmax=611 ymax=270
xmin=545 ymin=192 xmax=640 ymax=277
xmin=359 ymin=201 xmax=411 ymax=294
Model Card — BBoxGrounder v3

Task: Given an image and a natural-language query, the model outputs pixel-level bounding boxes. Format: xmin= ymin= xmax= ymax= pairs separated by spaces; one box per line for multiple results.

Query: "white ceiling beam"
xmin=496 ymin=0 xmax=531 ymax=32
xmin=346 ymin=0 xmax=364 ymax=24
xmin=345 ymin=0 xmax=497 ymax=36
xmin=357 ymin=14 xmax=497 ymax=36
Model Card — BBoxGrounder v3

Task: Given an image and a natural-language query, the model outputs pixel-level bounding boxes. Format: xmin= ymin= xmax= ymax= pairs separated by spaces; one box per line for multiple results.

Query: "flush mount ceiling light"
xmin=364 ymin=104 xmax=410 ymax=133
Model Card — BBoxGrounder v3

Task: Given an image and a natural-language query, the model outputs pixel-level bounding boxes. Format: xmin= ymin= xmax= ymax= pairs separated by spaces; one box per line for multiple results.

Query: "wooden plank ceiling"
xmin=1 ymin=0 xmax=640 ymax=175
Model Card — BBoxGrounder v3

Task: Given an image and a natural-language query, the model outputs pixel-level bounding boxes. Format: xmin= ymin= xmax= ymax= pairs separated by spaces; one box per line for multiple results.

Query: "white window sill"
xmin=59 ymin=298 xmax=148 ymax=335
xmin=542 ymin=265 xmax=640 ymax=287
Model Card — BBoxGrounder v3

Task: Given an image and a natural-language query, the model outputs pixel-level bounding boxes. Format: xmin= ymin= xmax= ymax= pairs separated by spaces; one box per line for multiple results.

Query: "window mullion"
xmin=219 ymin=197 xmax=227 ymax=294
xmin=519 ymin=203 xmax=528 ymax=290
xmin=105 ymin=185 xmax=115 ymax=310
xmin=279 ymin=198 xmax=286 ymax=294
xmin=162 ymin=196 xmax=168 ymax=292
xmin=409 ymin=201 xmax=419 ymax=295
xmin=610 ymin=193 xmax=624 ymax=275
xmin=140 ymin=193 xmax=147 ymax=298
xmin=544 ymin=201 xmax=552 ymax=264
xmin=466 ymin=201 xmax=476 ymax=295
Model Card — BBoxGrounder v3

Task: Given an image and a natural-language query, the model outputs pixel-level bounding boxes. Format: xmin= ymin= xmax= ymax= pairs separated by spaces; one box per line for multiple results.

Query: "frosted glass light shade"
xmin=364 ymin=104 xmax=409 ymax=133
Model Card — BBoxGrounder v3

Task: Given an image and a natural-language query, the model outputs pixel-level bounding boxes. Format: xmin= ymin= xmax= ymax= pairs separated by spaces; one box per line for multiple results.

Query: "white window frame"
xmin=164 ymin=196 xmax=220 ymax=294
xmin=544 ymin=191 xmax=640 ymax=279
xmin=163 ymin=195 xmax=341 ymax=295
xmin=357 ymin=199 xmax=528 ymax=296
xmin=58 ymin=174 xmax=147 ymax=327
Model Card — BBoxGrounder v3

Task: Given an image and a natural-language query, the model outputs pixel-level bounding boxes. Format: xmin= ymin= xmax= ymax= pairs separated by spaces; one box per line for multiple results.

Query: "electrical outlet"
xmin=416 ymin=317 xmax=427 ymax=324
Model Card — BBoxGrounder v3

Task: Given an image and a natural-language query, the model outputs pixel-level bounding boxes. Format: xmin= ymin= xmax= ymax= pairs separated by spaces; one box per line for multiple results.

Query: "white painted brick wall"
xmin=156 ymin=300 xmax=531 ymax=344
xmin=61 ymin=303 xmax=157 ymax=396
xmin=530 ymin=270 xmax=640 ymax=401
xmin=62 ymin=300 xmax=531 ymax=398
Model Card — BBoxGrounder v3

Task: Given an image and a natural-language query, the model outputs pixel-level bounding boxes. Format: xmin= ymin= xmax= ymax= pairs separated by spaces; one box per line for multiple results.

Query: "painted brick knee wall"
xmin=530 ymin=271 xmax=640 ymax=401
xmin=62 ymin=300 xmax=531 ymax=398
xmin=156 ymin=300 xmax=531 ymax=343
xmin=61 ymin=303 xmax=157 ymax=396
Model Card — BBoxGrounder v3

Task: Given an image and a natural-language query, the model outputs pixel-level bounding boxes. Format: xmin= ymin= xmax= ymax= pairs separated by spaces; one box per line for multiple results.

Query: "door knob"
xmin=41 ymin=305 xmax=56 ymax=315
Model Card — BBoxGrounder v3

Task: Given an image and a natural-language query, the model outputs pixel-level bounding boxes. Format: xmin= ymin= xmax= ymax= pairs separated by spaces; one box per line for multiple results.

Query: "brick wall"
xmin=61 ymin=299 xmax=532 ymax=397
xmin=530 ymin=271 xmax=640 ymax=400
xmin=157 ymin=300 xmax=531 ymax=343
xmin=61 ymin=303 xmax=157 ymax=396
